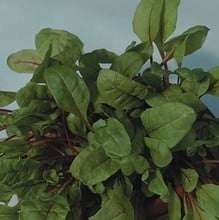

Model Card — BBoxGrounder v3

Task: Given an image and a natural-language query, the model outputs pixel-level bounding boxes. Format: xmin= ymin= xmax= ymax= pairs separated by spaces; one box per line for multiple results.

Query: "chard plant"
xmin=0 ymin=0 xmax=219 ymax=219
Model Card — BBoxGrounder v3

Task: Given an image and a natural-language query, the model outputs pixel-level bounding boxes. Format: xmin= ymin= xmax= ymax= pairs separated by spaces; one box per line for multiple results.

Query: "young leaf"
xmin=181 ymin=168 xmax=199 ymax=192
xmin=0 ymin=91 xmax=16 ymax=107
xmin=89 ymin=191 xmax=134 ymax=220
xmin=97 ymin=69 xmax=148 ymax=110
xmin=110 ymin=50 xmax=151 ymax=78
xmin=148 ymin=169 xmax=169 ymax=202
xmin=133 ymin=0 xmax=164 ymax=43
xmin=92 ymin=118 xmax=131 ymax=158
xmin=155 ymin=0 xmax=181 ymax=44
xmin=20 ymin=194 xmax=70 ymax=220
xmin=141 ymin=102 xmax=196 ymax=167
xmin=44 ymin=65 xmax=90 ymax=118
xmin=168 ymin=188 xmax=181 ymax=220
xmin=70 ymin=147 xmax=119 ymax=186
xmin=164 ymin=25 xmax=209 ymax=64
xmin=35 ymin=28 xmax=83 ymax=59
xmin=67 ymin=113 xmax=86 ymax=136
xmin=7 ymin=49 xmax=42 ymax=73
xmin=207 ymin=66 xmax=219 ymax=96
xmin=196 ymin=184 xmax=219 ymax=218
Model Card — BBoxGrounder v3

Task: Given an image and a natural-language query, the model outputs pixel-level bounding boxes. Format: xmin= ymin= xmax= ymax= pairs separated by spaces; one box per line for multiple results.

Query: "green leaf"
xmin=31 ymin=44 xmax=53 ymax=83
xmin=97 ymin=69 xmax=148 ymax=110
xmin=70 ymin=146 xmax=119 ymax=185
xmin=35 ymin=28 xmax=83 ymax=61
xmin=89 ymin=190 xmax=134 ymax=220
xmin=168 ymin=188 xmax=181 ymax=220
xmin=155 ymin=0 xmax=181 ymax=44
xmin=0 ymin=205 xmax=19 ymax=220
xmin=207 ymin=66 xmax=219 ymax=96
xmin=196 ymin=184 xmax=219 ymax=218
xmin=148 ymin=169 xmax=169 ymax=202
xmin=20 ymin=194 xmax=69 ymax=220
xmin=0 ymin=91 xmax=16 ymax=107
xmin=181 ymin=168 xmax=199 ymax=192
xmin=110 ymin=50 xmax=150 ymax=78
xmin=7 ymin=49 xmax=42 ymax=73
xmin=92 ymin=118 xmax=131 ymax=158
xmin=67 ymin=113 xmax=86 ymax=136
xmin=44 ymin=65 xmax=90 ymax=118
xmin=164 ymin=25 xmax=209 ymax=64
xmin=133 ymin=0 xmax=164 ymax=43
xmin=141 ymin=102 xmax=196 ymax=166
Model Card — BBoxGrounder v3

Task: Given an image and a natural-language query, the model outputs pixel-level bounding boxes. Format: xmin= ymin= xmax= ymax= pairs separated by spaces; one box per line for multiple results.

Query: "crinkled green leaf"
xmin=168 ymin=188 xmax=181 ymax=220
xmin=164 ymin=25 xmax=209 ymax=64
xmin=97 ymin=69 xmax=147 ymax=110
xmin=92 ymin=118 xmax=131 ymax=158
xmin=110 ymin=51 xmax=147 ymax=78
xmin=70 ymin=146 xmax=119 ymax=185
xmin=0 ymin=91 xmax=16 ymax=107
xmin=133 ymin=0 xmax=164 ymax=43
xmin=196 ymin=184 xmax=219 ymax=218
xmin=181 ymin=168 xmax=199 ymax=192
xmin=35 ymin=28 xmax=83 ymax=61
xmin=155 ymin=0 xmax=181 ymax=44
xmin=148 ymin=169 xmax=169 ymax=202
xmin=0 ymin=114 xmax=12 ymax=131
xmin=7 ymin=49 xmax=42 ymax=73
xmin=141 ymin=102 xmax=196 ymax=166
xmin=89 ymin=190 xmax=134 ymax=220
xmin=0 ymin=205 xmax=19 ymax=220
xmin=44 ymin=65 xmax=90 ymax=118
xmin=20 ymin=194 xmax=69 ymax=220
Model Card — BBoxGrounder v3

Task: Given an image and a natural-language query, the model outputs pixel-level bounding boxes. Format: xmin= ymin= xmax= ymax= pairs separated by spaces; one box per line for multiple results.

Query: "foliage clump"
xmin=0 ymin=0 xmax=219 ymax=219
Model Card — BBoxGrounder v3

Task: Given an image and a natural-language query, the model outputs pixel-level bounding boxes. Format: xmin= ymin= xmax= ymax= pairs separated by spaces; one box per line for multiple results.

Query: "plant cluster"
xmin=0 ymin=0 xmax=219 ymax=219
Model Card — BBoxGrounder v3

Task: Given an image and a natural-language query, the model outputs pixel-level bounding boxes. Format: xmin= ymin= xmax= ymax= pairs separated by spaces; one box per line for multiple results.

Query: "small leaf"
xmin=67 ymin=113 xmax=86 ymax=136
xmin=133 ymin=0 xmax=164 ymax=43
xmin=97 ymin=69 xmax=147 ymax=110
xmin=0 ymin=91 xmax=16 ymax=107
xmin=92 ymin=118 xmax=131 ymax=158
xmin=164 ymin=25 xmax=209 ymax=64
xmin=20 ymin=194 xmax=70 ymax=220
xmin=148 ymin=169 xmax=169 ymax=202
xmin=44 ymin=65 xmax=90 ymax=118
xmin=196 ymin=184 xmax=219 ymax=218
xmin=110 ymin=51 xmax=149 ymax=78
xmin=181 ymin=168 xmax=199 ymax=192
xmin=141 ymin=102 xmax=196 ymax=167
xmin=207 ymin=66 xmax=219 ymax=96
xmin=168 ymin=188 xmax=181 ymax=220
xmin=155 ymin=0 xmax=181 ymax=44
xmin=70 ymin=147 xmax=119 ymax=185
xmin=89 ymin=190 xmax=134 ymax=220
xmin=7 ymin=49 xmax=42 ymax=73
xmin=35 ymin=28 xmax=83 ymax=59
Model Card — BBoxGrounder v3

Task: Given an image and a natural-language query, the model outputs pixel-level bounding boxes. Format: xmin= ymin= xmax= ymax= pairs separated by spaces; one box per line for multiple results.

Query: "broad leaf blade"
xmin=196 ymin=184 xmax=219 ymax=218
xmin=92 ymin=118 xmax=131 ymax=158
xmin=133 ymin=0 xmax=164 ymax=43
xmin=181 ymin=168 xmax=199 ymax=192
xmin=155 ymin=0 xmax=181 ymax=43
xmin=44 ymin=65 xmax=90 ymax=118
xmin=7 ymin=49 xmax=42 ymax=73
xmin=0 ymin=91 xmax=16 ymax=107
xmin=141 ymin=102 xmax=196 ymax=167
xmin=70 ymin=147 xmax=119 ymax=186
xmin=168 ymin=188 xmax=181 ymax=220
xmin=207 ymin=66 xmax=219 ymax=96
xmin=0 ymin=205 xmax=19 ymax=220
xmin=97 ymin=69 xmax=147 ymax=110
xmin=110 ymin=51 xmax=148 ymax=78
